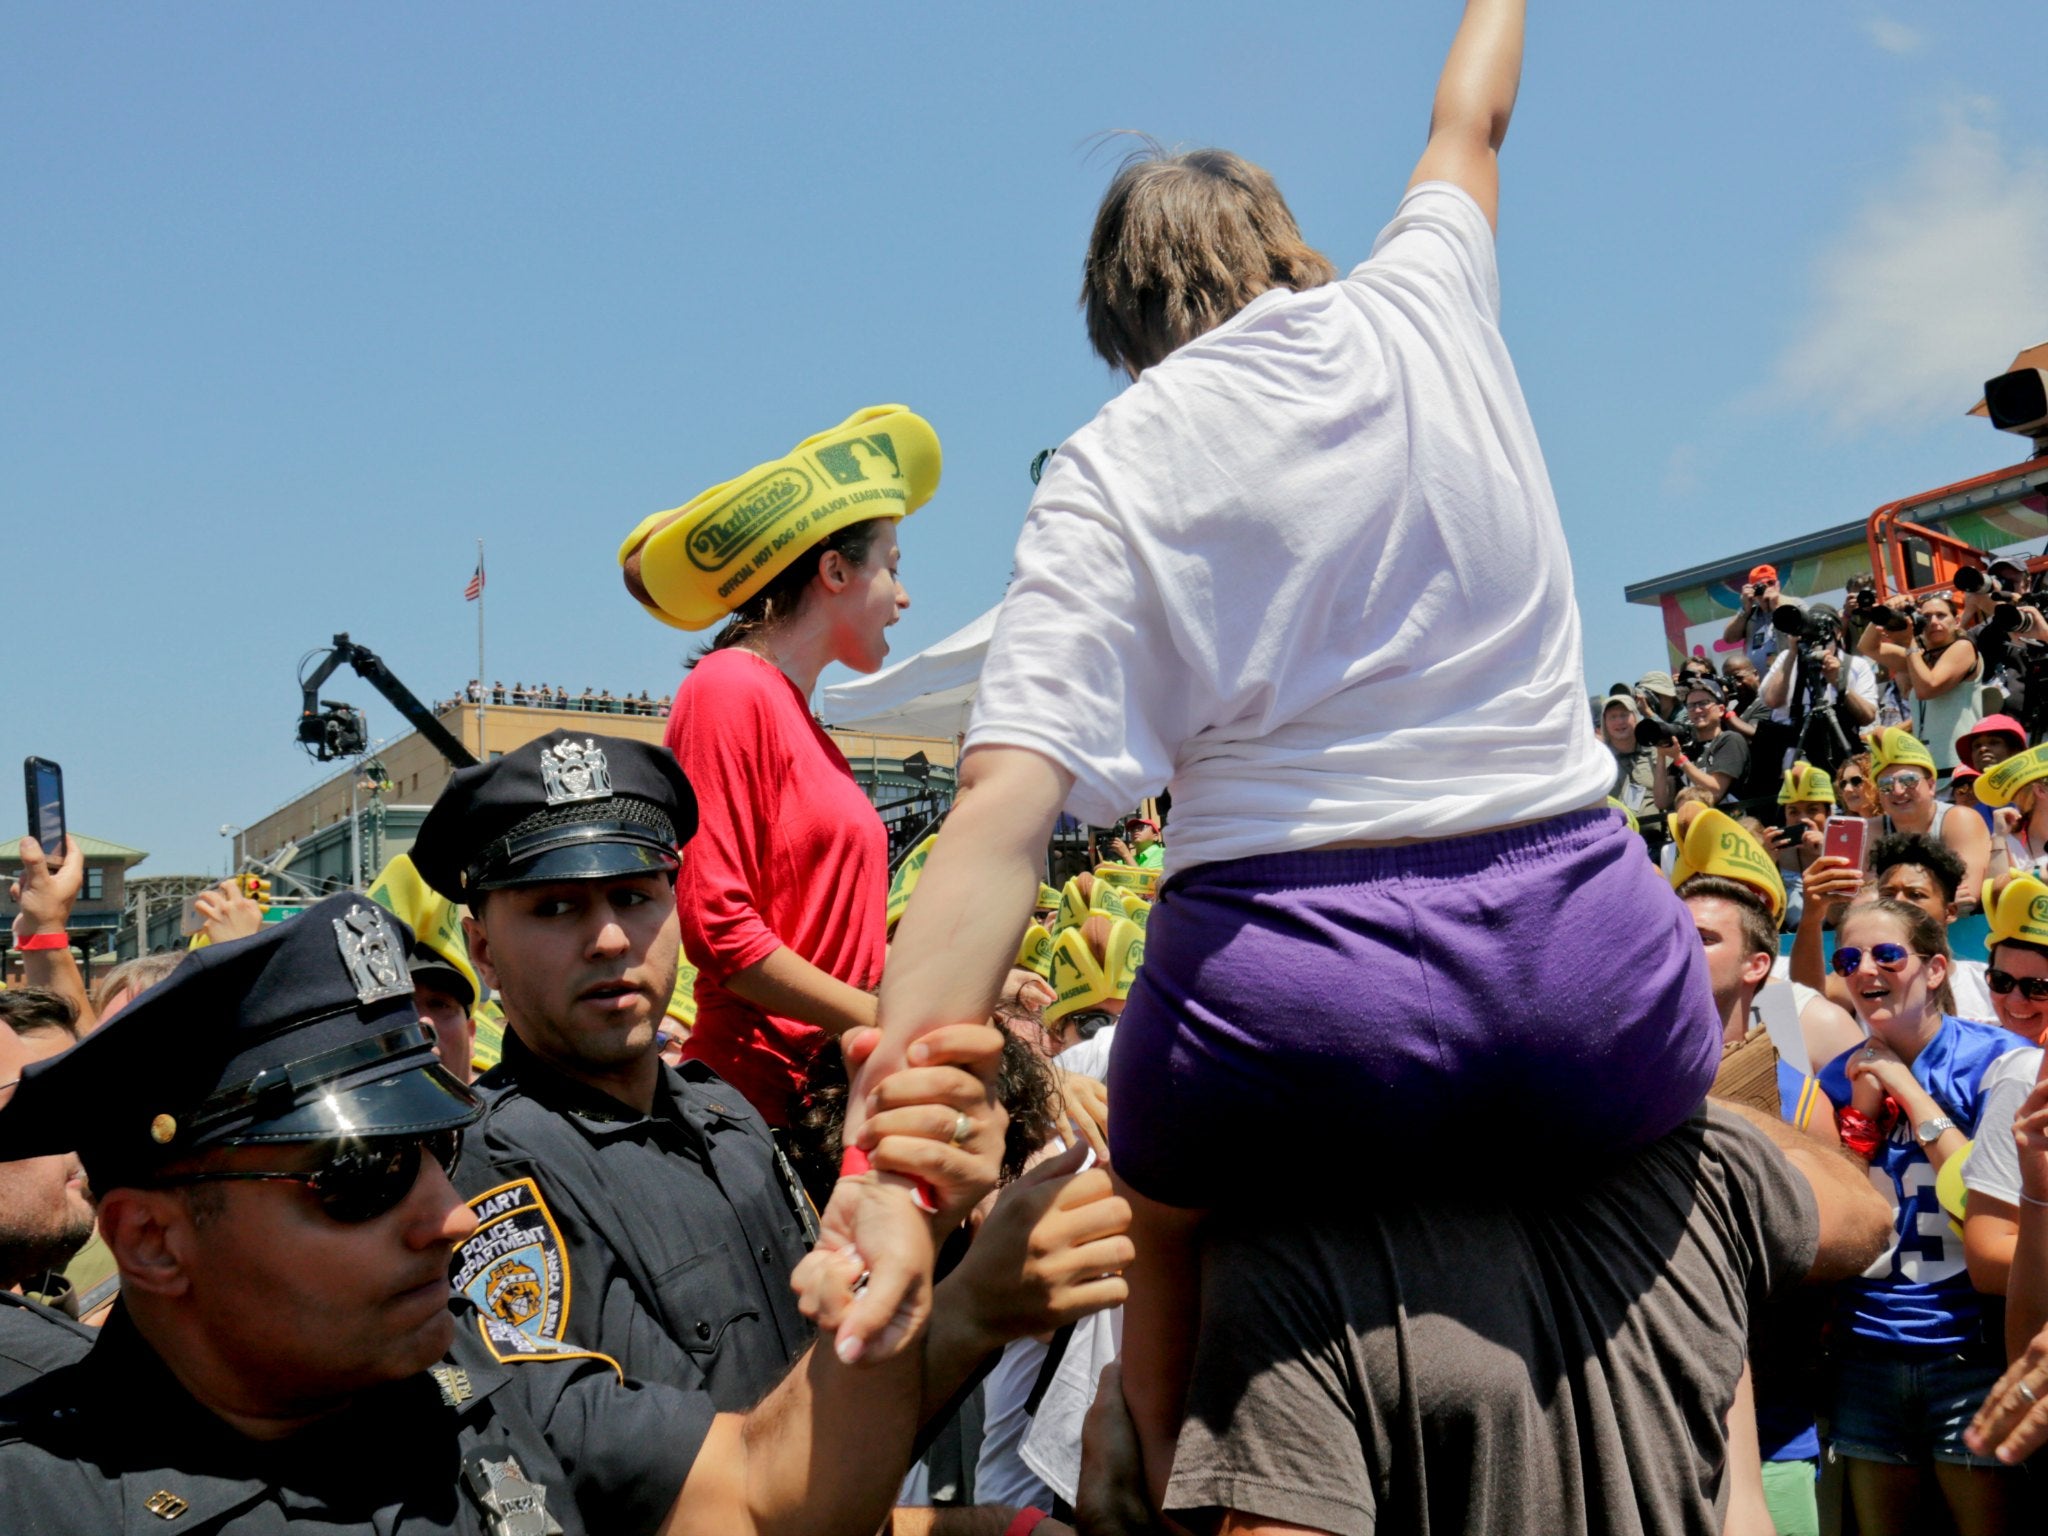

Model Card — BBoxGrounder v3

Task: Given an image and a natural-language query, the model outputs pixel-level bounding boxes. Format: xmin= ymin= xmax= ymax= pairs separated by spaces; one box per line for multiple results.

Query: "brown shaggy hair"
xmin=1082 ymin=144 xmax=1336 ymax=376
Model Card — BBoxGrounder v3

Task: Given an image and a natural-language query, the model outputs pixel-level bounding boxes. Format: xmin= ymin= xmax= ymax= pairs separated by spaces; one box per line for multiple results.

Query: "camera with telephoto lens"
xmin=1634 ymin=715 xmax=1698 ymax=751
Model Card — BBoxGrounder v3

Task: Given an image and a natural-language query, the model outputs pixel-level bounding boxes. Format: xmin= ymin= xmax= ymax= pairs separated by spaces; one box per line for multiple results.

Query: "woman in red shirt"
xmin=622 ymin=406 xmax=936 ymax=1125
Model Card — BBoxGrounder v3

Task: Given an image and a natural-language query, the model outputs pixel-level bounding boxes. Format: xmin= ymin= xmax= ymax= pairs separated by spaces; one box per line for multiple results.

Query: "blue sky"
xmin=7 ymin=2 xmax=2044 ymax=873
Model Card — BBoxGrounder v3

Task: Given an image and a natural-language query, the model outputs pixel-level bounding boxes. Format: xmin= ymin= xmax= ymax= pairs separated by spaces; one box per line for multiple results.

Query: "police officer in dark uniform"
xmin=0 ymin=892 xmax=933 ymax=1535
xmin=413 ymin=730 xmax=828 ymax=1408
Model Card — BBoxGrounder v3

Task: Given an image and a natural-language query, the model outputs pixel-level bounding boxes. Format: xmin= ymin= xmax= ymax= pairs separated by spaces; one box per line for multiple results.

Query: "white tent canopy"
xmin=818 ymin=605 xmax=999 ymax=741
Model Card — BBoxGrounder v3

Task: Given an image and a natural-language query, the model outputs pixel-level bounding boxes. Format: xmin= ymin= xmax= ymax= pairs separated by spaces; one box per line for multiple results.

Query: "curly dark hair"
xmin=783 ymin=1008 xmax=1064 ymax=1214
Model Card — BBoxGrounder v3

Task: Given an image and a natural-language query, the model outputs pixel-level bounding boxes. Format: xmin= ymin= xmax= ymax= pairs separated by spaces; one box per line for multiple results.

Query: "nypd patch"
xmin=455 ymin=1179 xmax=571 ymax=1341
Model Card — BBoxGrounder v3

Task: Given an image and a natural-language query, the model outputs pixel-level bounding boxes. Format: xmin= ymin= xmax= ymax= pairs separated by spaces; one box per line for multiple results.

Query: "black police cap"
xmin=0 ymin=893 xmax=479 ymax=1190
xmin=411 ymin=730 xmax=697 ymax=903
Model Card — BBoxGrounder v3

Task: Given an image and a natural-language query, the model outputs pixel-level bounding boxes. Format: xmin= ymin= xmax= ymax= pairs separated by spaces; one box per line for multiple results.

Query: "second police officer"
xmin=410 ymin=731 xmax=1019 ymax=1410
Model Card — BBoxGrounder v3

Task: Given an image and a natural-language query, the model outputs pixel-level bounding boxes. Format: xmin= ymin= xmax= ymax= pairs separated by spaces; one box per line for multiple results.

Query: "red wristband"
xmin=15 ymin=932 xmax=68 ymax=952
xmin=1838 ymin=1107 xmax=1882 ymax=1160
xmin=1005 ymin=1509 xmax=1048 ymax=1536
xmin=837 ymin=1145 xmax=938 ymax=1213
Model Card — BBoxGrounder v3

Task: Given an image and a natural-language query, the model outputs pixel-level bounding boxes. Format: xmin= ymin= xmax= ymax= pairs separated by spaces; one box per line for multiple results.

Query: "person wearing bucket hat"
xmin=0 ymin=923 xmax=976 ymax=1536
xmin=639 ymin=409 xmax=937 ymax=1128
xmin=1956 ymin=713 xmax=2028 ymax=773
xmin=1871 ymin=727 xmax=1991 ymax=913
xmin=826 ymin=9 xmax=1749 ymax=1523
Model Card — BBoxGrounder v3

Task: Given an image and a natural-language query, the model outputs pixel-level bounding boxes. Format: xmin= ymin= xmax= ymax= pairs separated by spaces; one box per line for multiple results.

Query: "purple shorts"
xmin=1106 ymin=809 xmax=1720 ymax=1207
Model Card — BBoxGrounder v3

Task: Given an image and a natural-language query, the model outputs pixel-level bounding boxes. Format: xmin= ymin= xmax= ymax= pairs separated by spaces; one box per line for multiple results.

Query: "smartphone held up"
xmin=23 ymin=757 xmax=65 ymax=865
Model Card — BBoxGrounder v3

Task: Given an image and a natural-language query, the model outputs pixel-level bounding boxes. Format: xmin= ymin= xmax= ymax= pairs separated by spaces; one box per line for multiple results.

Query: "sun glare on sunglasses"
xmin=152 ymin=1130 xmax=462 ymax=1224
xmin=1830 ymin=943 xmax=1913 ymax=977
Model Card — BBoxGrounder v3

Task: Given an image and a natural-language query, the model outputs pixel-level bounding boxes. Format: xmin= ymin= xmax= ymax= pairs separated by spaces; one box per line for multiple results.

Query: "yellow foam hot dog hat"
xmin=1016 ymin=923 xmax=1056 ymax=981
xmin=1045 ymin=919 xmax=1146 ymax=1025
xmin=1089 ymin=878 xmax=1133 ymax=920
xmin=1669 ymin=805 xmax=1787 ymax=924
xmin=620 ymin=405 xmax=943 ymax=632
xmin=1035 ymin=884 xmax=1063 ymax=915
xmin=1982 ymin=872 xmax=2048 ymax=947
xmin=1093 ymin=863 xmax=1161 ymax=900
xmin=1976 ymin=744 xmax=2048 ymax=810
xmin=1868 ymin=727 xmax=1936 ymax=779
xmin=1056 ymin=878 xmax=1091 ymax=935
xmin=885 ymin=834 xmax=939 ymax=933
xmin=1123 ymin=895 xmax=1150 ymax=931
xmin=1778 ymin=762 xmax=1836 ymax=806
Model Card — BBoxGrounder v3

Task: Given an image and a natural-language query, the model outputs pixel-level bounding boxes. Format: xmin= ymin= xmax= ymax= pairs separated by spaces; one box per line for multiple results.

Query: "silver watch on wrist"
xmin=1915 ymin=1116 xmax=1956 ymax=1145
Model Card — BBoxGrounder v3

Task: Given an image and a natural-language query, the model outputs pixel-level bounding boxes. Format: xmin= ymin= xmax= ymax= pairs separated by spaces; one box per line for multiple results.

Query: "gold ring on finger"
xmin=950 ymin=1110 xmax=972 ymax=1146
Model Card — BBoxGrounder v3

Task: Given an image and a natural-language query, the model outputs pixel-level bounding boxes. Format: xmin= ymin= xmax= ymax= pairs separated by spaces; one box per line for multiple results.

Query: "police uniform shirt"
xmin=453 ymin=1030 xmax=814 ymax=1410
xmin=0 ymin=1289 xmax=94 ymax=1397
xmin=0 ymin=1300 xmax=711 ymax=1535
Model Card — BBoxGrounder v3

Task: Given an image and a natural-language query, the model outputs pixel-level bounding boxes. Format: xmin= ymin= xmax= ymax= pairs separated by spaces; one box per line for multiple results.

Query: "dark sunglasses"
xmin=153 ymin=1129 xmax=462 ymax=1224
xmin=1988 ymin=969 xmax=2048 ymax=1002
xmin=1830 ymin=942 xmax=1914 ymax=977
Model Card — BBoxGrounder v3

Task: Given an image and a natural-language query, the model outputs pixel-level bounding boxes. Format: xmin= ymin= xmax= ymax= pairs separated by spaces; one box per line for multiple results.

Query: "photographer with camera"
xmin=1650 ymin=677 xmax=1748 ymax=812
xmin=1721 ymin=563 xmax=1790 ymax=676
xmin=1856 ymin=588 xmax=1982 ymax=770
xmin=1756 ymin=601 xmax=1874 ymax=777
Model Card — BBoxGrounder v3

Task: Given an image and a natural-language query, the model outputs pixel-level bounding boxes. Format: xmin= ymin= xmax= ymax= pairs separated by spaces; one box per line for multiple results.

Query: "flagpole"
xmin=475 ymin=538 xmax=487 ymax=758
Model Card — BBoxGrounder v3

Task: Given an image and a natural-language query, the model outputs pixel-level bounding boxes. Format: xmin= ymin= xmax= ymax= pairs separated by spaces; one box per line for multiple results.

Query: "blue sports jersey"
xmin=1819 ymin=1015 xmax=2033 ymax=1349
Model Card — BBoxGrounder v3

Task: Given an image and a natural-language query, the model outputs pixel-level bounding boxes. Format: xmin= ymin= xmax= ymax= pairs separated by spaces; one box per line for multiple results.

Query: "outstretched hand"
xmin=10 ymin=835 xmax=81 ymax=942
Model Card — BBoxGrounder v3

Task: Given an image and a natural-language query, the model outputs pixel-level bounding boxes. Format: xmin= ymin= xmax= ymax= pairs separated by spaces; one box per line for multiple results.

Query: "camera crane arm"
xmin=297 ymin=633 xmax=478 ymax=769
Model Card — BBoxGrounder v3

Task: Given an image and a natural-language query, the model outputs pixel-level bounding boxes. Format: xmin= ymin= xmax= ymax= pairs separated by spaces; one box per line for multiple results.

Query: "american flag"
xmin=464 ymin=558 xmax=485 ymax=602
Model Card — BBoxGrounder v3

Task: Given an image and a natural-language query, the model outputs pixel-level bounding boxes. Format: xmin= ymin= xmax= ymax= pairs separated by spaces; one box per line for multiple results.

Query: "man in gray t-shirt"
xmin=1154 ymin=1105 xmax=1887 ymax=1536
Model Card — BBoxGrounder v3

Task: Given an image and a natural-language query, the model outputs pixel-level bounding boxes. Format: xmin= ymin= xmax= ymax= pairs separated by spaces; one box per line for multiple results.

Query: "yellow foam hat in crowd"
xmin=666 ymin=954 xmax=699 ymax=1033
xmin=1976 ymin=744 xmax=2048 ymax=810
xmin=1668 ymin=805 xmax=1787 ymax=924
xmin=1056 ymin=878 xmax=1091 ymax=934
xmin=365 ymin=853 xmax=484 ymax=1013
xmin=1778 ymin=762 xmax=1836 ymax=806
xmin=619 ymin=405 xmax=943 ymax=632
xmin=1016 ymin=923 xmax=1056 ymax=981
xmin=1045 ymin=919 xmax=1146 ymax=1025
xmin=1867 ymin=727 xmax=1936 ymax=779
xmin=1607 ymin=796 xmax=1640 ymax=835
xmin=1982 ymin=872 xmax=2048 ymax=948
xmin=1089 ymin=878 xmax=1132 ymax=921
xmin=1123 ymin=897 xmax=1150 ymax=931
xmin=1093 ymin=863 xmax=1161 ymax=900
xmin=886 ymin=834 xmax=939 ymax=932
xmin=1035 ymin=883 xmax=1063 ymax=914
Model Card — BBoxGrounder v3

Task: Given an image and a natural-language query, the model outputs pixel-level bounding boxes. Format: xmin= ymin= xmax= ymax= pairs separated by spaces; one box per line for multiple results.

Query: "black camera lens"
xmin=1955 ymin=566 xmax=1986 ymax=594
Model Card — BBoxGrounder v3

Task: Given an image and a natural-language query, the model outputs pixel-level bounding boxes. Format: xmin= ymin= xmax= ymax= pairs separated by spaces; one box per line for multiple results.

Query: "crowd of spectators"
xmin=434 ymin=679 xmax=671 ymax=715
xmin=1589 ymin=548 xmax=2048 ymax=1531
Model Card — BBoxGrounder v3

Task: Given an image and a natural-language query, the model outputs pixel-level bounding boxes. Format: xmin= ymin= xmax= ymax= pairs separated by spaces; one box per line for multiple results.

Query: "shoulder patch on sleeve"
xmin=454 ymin=1178 xmax=572 ymax=1342
xmin=472 ymin=1312 xmax=624 ymax=1382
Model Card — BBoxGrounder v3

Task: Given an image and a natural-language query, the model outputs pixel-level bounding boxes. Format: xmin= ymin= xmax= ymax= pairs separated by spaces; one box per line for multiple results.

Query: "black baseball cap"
xmin=410 ymin=730 xmax=698 ymax=903
xmin=0 ymin=893 xmax=478 ymax=1189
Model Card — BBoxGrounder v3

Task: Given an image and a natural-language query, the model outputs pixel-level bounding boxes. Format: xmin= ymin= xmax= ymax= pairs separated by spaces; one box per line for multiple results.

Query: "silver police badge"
xmin=537 ymin=738 xmax=611 ymax=805
xmin=333 ymin=904 xmax=410 ymax=1005
xmin=463 ymin=1448 xmax=565 ymax=1536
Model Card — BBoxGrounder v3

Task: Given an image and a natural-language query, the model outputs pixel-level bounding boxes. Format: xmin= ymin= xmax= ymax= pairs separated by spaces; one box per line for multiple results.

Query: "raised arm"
xmin=1407 ymin=0 xmax=1527 ymax=231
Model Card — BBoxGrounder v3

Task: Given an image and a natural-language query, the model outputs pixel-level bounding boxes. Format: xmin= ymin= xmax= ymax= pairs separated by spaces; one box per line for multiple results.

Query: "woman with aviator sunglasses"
xmin=1817 ymin=898 xmax=2035 ymax=1533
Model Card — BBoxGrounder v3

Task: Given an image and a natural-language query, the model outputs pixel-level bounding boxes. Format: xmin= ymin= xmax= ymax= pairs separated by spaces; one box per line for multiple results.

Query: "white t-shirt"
xmin=975 ymin=1028 xmax=1121 ymax=1512
xmin=1961 ymin=1045 xmax=2043 ymax=1207
xmin=967 ymin=183 xmax=1613 ymax=873
xmin=1762 ymin=646 xmax=1877 ymax=731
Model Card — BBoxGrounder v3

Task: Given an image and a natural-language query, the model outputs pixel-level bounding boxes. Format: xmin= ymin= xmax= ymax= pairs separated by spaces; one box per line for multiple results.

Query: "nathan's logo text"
xmin=689 ymin=469 xmax=813 ymax=572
